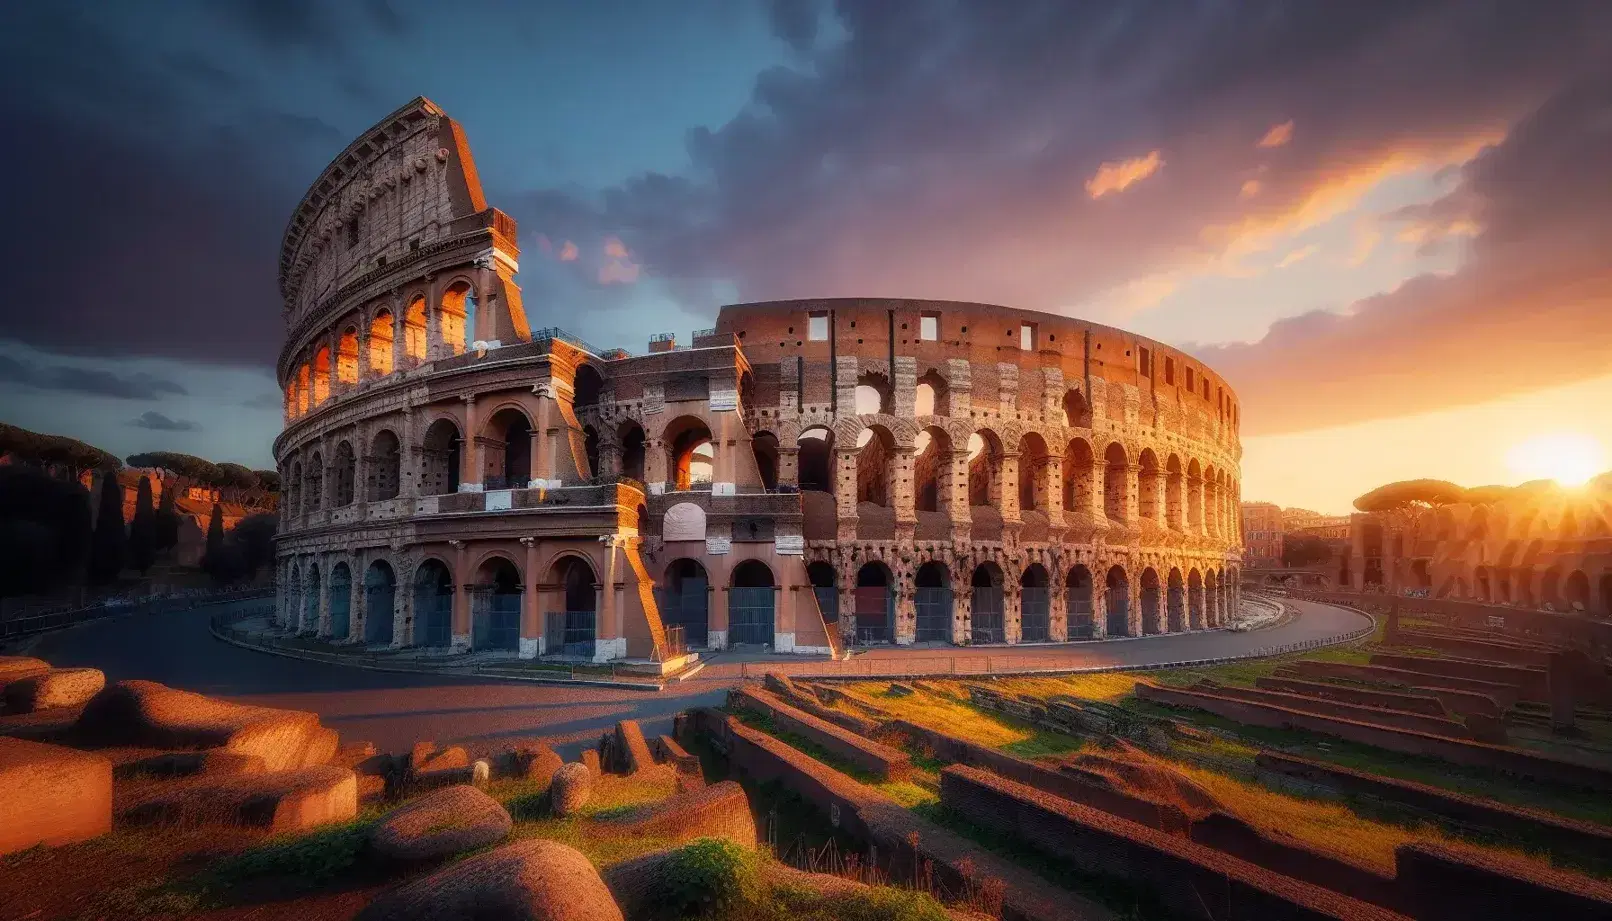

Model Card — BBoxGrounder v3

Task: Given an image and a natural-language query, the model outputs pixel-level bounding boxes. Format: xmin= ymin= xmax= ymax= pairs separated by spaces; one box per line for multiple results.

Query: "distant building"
xmin=1241 ymin=501 xmax=1284 ymax=566
xmin=82 ymin=468 xmax=271 ymax=566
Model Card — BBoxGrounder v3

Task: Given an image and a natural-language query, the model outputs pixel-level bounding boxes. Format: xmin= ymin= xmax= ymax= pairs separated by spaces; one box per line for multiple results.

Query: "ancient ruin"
xmin=272 ymin=98 xmax=1244 ymax=661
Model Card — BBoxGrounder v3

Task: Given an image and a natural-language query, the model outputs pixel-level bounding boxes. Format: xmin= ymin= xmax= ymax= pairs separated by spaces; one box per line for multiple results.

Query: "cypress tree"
xmin=129 ymin=475 xmax=156 ymax=574
xmin=88 ymin=470 xmax=126 ymax=585
xmin=154 ymin=482 xmax=180 ymax=552
xmin=202 ymin=502 xmax=226 ymax=579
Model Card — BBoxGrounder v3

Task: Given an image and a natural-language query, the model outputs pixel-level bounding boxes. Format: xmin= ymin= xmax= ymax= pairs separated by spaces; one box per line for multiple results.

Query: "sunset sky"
xmin=1 ymin=1 xmax=1608 ymax=514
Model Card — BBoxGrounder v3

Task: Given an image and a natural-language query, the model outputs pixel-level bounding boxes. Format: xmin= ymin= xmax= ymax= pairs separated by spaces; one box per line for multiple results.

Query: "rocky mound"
xmin=371 ymin=784 xmax=513 ymax=862
xmin=116 ymin=763 xmax=357 ymax=832
xmin=1061 ymin=743 xmax=1223 ymax=820
xmin=551 ymin=761 xmax=592 ymax=816
xmin=5 ymin=668 xmax=106 ymax=713
xmin=76 ymin=680 xmax=335 ymax=772
xmin=594 ymin=780 xmax=755 ymax=847
xmin=357 ymin=839 xmax=624 ymax=921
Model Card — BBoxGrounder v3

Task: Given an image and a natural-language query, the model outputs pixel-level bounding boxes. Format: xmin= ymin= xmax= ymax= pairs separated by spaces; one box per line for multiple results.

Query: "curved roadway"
xmin=19 ymin=597 xmax=1369 ymax=758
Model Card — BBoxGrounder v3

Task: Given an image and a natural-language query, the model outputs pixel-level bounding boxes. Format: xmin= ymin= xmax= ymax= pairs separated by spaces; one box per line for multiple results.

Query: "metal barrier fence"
xmin=2 ymin=587 xmax=274 ymax=640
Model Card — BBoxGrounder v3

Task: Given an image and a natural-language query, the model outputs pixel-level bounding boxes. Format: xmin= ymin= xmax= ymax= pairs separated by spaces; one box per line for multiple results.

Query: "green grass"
xmin=207 ymin=819 xmax=377 ymax=887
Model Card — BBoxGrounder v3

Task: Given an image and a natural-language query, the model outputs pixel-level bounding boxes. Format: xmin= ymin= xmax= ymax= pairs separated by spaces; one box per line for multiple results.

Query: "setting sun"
xmin=1505 ymin=432 xmax=1607 ymax=487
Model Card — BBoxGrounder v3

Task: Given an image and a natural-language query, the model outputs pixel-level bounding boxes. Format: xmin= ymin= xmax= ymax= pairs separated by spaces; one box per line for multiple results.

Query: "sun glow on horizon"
xmin=1506 ymin=432 xmax=1606 ymax=488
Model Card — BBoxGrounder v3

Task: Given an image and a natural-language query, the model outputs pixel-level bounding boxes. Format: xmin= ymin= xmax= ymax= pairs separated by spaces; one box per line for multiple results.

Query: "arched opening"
xmin=1167 ymin=567 xmax=1185 ymax=631
xmin=797 ymin=427 xmax=835 ymax=493
xmin=332 ymin=441 xmax=356 ymax=506
xmin=439 ymin=281 xmax=475 ymax=355
xmin=752 ymin=432 xmax=779 ymax=490
xmin=914 ymin=426 xmax=952 ymax=513
xmin=855 ymin=371 xmax=892 ymax=415
xmin=364 ymin=560 xmax=396 ymax=646
xmin=573 ymin=364 xmax=604 ymax=410
xmin=548 ymin=556 xmax=598 ymax=657
xmin=1021 ymin=564 xmax=1050 ymax=642
xmin=328 ymin=562 xmax=352 ymax=640
xmin=1103 ymin=443 xmax=1129 ymax=522
xmin=1019 ymin=433 xmax=1049 ymax=513
xmin=336 ymin=327 xmax=359 ymax=386
xmin=1137 ymin=449 xmax=1161 ymax=521
xmin=971 ymin=563 xmax=1005 ymax=644
xmin=294 ymin=363 xmax=311 ymax=415
xmin=471 ymin=556 xmax=522 ymax=651
xmin=1140 ymin=567 xmax=1162 ymax=634
xmin=403 ymin=296 xmax=428 ymax=363
xmin=1063 ymin=438 xmax=1095 ymax=512
xmin=312 ymin=346 xmax=331 ymax=404
xmin=1165 ymin=455 xmax=1184 ymax=529
xmin=583 ymin=425 xmax=600 ymax=480
xmin=1542 ymin=568 xmax=1564 ymax=610
xmin=856 ymin=424 xmax=896 ymax=507
xmin=286 ymin=376 xmax=303 ymax=419
xmin=663 ymin=502 xmax=707 ymax=542
xmin=969 ymin=430 xmax=1003 ymax=509
xmin=854 ymin=562 xmax=893 ymax=645
xmin=1564 ymin=570 xmax=1590 ymax=613
xmin=619 ymin=421 xmax=647 ymax=482
xmin=665 ymin=416 xmax=715 ymax=490
xmin=483 ymin=407 xmax=533 ymax=490
xmin=368 ymin=430 xmax=401 ymax=501
xmin=421 ymin=418 xmax=462 ymax=495
xmin=807 ymin=560 xmax=839 ymax=624
xmin=1188 ymin=568 xmax=1205 ymax=629
xmin=369 ymin=309 xmax=395 ymax=376
xmin=306 ymin=452 xmax=324 ymax=511
xmin=1066 ymin=565 xmax=1095 ymax=638
xmin=660 ymin=559 xmax=710 ymax=648
xmin=915 ymin=370 xmax=949 ymax=417
xmin=1063 ymin=389 xmax=1091 ymax=428
xmin=412 ymin=559 xmax=454 ymax=647
xmin=915 ymin=561 xmax=952 ymax=642
xmin=1105 ymin=565 xmax=1130 ymax=637
xmin=303 ymin=563 xmax=321 ymax=632
xmin=730 ymin=560 xmax=776 ymax=646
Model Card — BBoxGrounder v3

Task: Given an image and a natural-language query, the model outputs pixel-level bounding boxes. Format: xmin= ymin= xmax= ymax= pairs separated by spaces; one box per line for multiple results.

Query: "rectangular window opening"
xmin=808 ymin=312 xmax=829 ymax=341
xmin=920 ymin=313 xmax=939 ymax=341
xmin=1165 ymin=357 xmax=1175 ymax=386
xmin=1139 ymin=347 xmax=1152 ymax=377
xmin=1019 ymin=323 xmax=1036 ymax=351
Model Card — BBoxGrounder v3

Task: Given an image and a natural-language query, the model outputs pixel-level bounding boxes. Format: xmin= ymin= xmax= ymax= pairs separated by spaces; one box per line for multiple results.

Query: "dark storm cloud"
xmin=515 ymin=0 xmax=1612 ymax=432
xmin=129 ymin=411 xmax=203 ymax=432
xmin=0 ymin=356 xmax=190 ymax=400
xmin=767 ymin=0 xmax=821 ymax=55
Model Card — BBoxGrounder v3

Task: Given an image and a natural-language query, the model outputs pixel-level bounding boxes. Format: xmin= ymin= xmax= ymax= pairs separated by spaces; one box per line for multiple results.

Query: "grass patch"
xmin=730 ymin=709 xmax=881 ymax=783
xmin=207 ymin=818 xmax=377 ymax=887
xmin=1000 ymin=731 xmax=1084 ymax=760
xmin=841 ymin=683 xmax=1083 ymax=760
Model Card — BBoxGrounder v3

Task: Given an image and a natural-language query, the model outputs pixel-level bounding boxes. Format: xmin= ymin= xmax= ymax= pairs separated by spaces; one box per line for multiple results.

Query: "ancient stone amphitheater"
xmin=273 ymin=98 xmax=1244 ymax=662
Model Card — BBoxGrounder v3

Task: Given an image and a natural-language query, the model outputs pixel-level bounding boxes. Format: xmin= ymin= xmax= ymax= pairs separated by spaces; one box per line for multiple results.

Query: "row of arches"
xmin=1471 ymin=565 xmax=1607 ymax=614
xmin=285 ymin=281 xmax=478 ymax=420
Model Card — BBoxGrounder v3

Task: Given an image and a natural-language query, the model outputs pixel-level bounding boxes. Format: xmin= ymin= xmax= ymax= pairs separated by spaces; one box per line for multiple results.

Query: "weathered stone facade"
xmin=274 ymin=99 xmax=1243 ymax=661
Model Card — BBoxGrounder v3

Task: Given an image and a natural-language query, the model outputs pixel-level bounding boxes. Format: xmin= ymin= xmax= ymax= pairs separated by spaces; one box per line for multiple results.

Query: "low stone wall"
xmin=1194 ymin=682 xmax=1479 ymax=740
xmin=1394 ymin=841 xmax=1612 ymax=921
xmin=1255 ymin=751 xmax=1612 ymax=863
xmin=1254 ymin=677 xmax=1448 ymax=717
xmin=1289 ymin=660 xmax=1516 ymax=711
xmin=1137 ymin=683 xmax=1612 ymax=791
xmin=939 ymin=764 xmax=1408 ymax=921
xmin=729 ymin=685 xmax=910 ymax=781
xmin=1392 ymin=630 xmax=1556 ymax=668
xmin=884 ymin=719 xmax=1192 ymax=834
xmin=1187 ymin=810 xmax=1397 ymax=905
xmin=1369 ymin=654 xmax=1549 ymax=702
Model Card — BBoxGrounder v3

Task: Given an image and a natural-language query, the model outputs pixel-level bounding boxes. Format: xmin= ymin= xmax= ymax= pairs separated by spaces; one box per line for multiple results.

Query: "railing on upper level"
xmin=530 ymin=327 xmax=603 ymax=358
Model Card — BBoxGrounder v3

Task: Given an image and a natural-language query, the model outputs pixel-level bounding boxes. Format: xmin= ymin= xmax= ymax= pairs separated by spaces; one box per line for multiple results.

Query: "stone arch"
xmin=663 ymin=502 xmax=707 ymax=542
xmin=1140 ymin=567 xmax=1162 ymax=634
xmin=1066 ymin=564 xmax=1094 ymax=637
xmin=482 ymin=405 xmax=534 ymax=489
xmin=1165 ymin=454 xmax=1184 ymax=529
xmin=1103 ymin=442 xmax=1129 ymax=522
xmin=1063 ymin=437 xmax=1095 ymax=513
xmin=312 ymin=345 xmax=331 ymax=404
xmin=403 ymin=295 xmax=428 ymax=362
xmin=1019 ymin=432 xmax=1050 ymax=512
xmin=439 ymin=279 xmax=475 ymax=356
xmin=661 ymin=558 xmax=711 ymax=647
xmin=1104 ymin=565 xmax=1130 ymax=637
xmin=1021 ymin=563 xmax=1051 ymax=642
xmin=470 ymin=553 xmax=522 ymax=651
xmin=915 ymin=369 xmax=949 ymax=417
xmin=855 ymin=370 xmax=892 ymax=415
xmin=363 ymin=558 xmax=397 ymax=646
xmin=332 ymin=440 xmax=356 ymax=506
xmin=662 ymin=415 xmax=715 ymax=491
xmin=1167 ymin=567 xmax=1185 ymax=632
xmin=729 ymin=559 xmax=777 ymax=647
xmin=549 ymin=553 xmax=599 ymax=656
xmin=856 ymin=423 xmax=897 ymax=507
xmin=968 ymin=428 xmax=1004 ymax=509
xmin=914 ymin=425 xmax=952 ymax=513
xmin=328 ymin=561 xmax=353 ymax=640
xmin=971 ymin=562 xmax=1006 ymax=644
xmin=752 ymin=431 xmax=780 ymax=490
xmin=368 ymin=429 xmax=401 ymax=501
xmin=1541 ymin=567 xmax=1564 ymax=610
xmin=797 ymin=426 xmax=835 ymax=493
xmin=1564 ymin=570 xmax=1590 ymax=613
xmin=412 ymin=557 xmax=454 ymax=647
xmin=914 ymin=560 xmax=952 ymax=643
xmin=420 ymin=417 xmax=462 ymax=495
xmin=306 ymin=450 xmax=324 ymax=510
xmin=336 ymin=326 xmax=360 ymax=386
xmin=618 ymin=419 xmax=647 ymax=482
xmin=854 ymin=561 xmax=894 ymax=645
xmin=1137 ymin=448 xmax=1161 ymax=521
xmin=573 ymin=363 xmax=605 ymax=410
xmin=369 ymin=308 xmax=395 ymax=376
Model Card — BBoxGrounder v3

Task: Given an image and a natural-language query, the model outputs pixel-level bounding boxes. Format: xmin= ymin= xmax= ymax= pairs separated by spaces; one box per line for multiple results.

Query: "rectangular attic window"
xmin=808 ymin=312 xmax=829 ymax=341
xmin=1020 ymin=323 xmax=1036 ymax=351
xmin=1165 ymin=357 xmax=1175 ymax=385
xmin=920 ymin=313 xmax=939 ymax=341
xmin=1138 ymin=347 xmax=1152 ymax=377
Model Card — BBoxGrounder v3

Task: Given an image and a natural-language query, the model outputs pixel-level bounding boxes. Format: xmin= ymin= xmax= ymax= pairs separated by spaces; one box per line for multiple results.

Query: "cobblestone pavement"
xmin=24 ymin=597 xmax=1369 ymax=758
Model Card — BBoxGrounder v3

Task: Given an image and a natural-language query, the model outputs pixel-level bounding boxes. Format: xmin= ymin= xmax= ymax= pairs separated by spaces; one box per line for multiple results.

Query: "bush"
xmin=662 ymin=838 xmax=761 ymax=918
xmin=208 ymin=820 xmax=375 ymax=888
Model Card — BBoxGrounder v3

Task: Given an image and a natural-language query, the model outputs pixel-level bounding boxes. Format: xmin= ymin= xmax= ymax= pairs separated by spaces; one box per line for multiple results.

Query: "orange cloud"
xmin=1085 ymin=149 xmax=1163 ymax=198
xmin=1257 ymin=120 xmax=1294 ymax=148
xmin=603 ymin=236 xmax=629 ymax=259
xmin=1275 ymin=244 xmax=1319 ymax=268
xmin=1240 ymin=179 xmax=1262 ymax=198
xmin=598 ymin=235 xmax=641 ymax=285
xmin=558 ymin=240 xmax=579 ymax=261
xmin=1348 ymin=222 xmax=1383 ymax=266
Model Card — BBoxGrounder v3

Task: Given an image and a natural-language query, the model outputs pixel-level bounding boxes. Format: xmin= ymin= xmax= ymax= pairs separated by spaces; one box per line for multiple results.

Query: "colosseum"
xmin=273 ymin=98 xmax=1245 ymax=663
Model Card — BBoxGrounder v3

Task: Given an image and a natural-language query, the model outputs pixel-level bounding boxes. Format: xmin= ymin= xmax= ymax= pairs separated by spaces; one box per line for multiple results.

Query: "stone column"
xmin=450 ymin=539 xmax=471 ymax=651
xmin=1004 ymin=577 xmax=1022 ymax=645
xmin=645 ymin=437 xmax=668 ymax=494
xmin=778 ymin=446 xmax=799 ymax=488
xmin=835 ymin=448 xmax=860 ymax=542
xmin=317 ymin=554 xmax=332 ymax=636
xmin=459 ymin=395 xmax=481 ymax=491
xmin=1049 ymin=567 xmax=1068 ymax=642
xmin=999 ymin=451 xmax=1021 ymax=523
xmin=528 ymin=429 xmax=544 ymax=487
xmin=394 ymin=555 xmax=410 ymax=649
xmin=952 ymin=574 xmax=973 ymax=645
xmin=598 ymin=541 xmax=622 ymax=661
xmin=948 ymin=450 xmax=972 ymax=529
xmin=347 ymin=552 xmax=365 ymax=643
xmin=1123 ymin=463 xmax=1140 ymax=524
xmin=1042 ymin=456 xmax=1064 ymax=528
xmin=520 ymin=537 xmax=540 ymax=658
xmin=355 ymin=326 xmax=371 ymax=386
xmin=892 ymin=446 xmax=917 ymax=538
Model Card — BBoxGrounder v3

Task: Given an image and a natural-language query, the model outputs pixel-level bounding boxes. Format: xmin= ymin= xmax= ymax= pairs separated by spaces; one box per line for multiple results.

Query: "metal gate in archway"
xmin=365 ymin=580 xmax=395 ymax=645
xmin=1020 ymin=587 xmax=1050 ymax=642
xmin=728 ymin=587 xmax=775 ymax=646
xmin=416 ymin=588 xmax=453 ymax=647
xmin=328 ymin=576 xmax=351 ymax=641
xmin=473 ymin=590 xmax=521 ymax=651
xmin=656 ymin=577 xmax=709 ymax=647
xmin=972 ymin=586 xmax=1004 ymax=644
xmin=853 ymin=587 xmax=892 ymax=644
xmin=914 ymin=587 xmax=951 ymax=642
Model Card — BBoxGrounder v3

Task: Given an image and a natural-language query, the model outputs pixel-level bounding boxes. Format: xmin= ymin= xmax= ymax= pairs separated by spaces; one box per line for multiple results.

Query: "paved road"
xmin=19 ymin=597 xmax=1369 ymax=758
